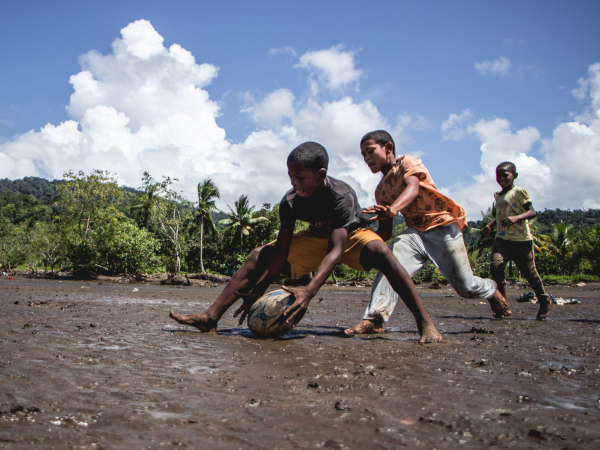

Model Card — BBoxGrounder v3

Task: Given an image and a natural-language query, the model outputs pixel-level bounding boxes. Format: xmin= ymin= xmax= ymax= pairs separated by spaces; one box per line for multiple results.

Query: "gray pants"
xmin=365 ymin=223 xmax=497 ymax=322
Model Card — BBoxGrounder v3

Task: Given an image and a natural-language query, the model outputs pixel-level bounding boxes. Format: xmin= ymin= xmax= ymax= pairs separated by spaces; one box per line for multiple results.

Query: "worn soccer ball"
xmin=247 ymin=289 xmax=296 ymax=337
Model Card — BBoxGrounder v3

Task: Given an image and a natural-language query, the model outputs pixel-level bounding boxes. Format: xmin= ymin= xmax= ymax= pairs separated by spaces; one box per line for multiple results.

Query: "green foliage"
xmin=56 ymin=170 xmax=127 ymax=246
xmin=98 ymin=221 xmax=162 ymax=276
xmin=150 ymin=176 xmax=193 ymax=275
xmin=195 ymin=179 xmax=220 ymax=273
xmin=2 ymin=174 xmax=600 ymax=282
xmin=411 ymin=260 xmax=440 ymax=284
xmin=0 ymin=177 xmax=59 ymax=200
xmin=219 ymin=195 xmax=269 ymax=254
xmin=224 ymin=253 xmax=246 ymax=275
xmin=332 ymin=265 xmax=377 ymax=281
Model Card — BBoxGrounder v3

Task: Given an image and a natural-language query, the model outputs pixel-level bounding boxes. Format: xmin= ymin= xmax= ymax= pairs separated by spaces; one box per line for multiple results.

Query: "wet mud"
xmin=1 ymin=277 xmax=600 ymax=449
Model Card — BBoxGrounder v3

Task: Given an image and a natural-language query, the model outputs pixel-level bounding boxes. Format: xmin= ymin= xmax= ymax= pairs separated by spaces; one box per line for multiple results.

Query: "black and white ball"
xmin=247 ymin=289 xmax=296 ymax=337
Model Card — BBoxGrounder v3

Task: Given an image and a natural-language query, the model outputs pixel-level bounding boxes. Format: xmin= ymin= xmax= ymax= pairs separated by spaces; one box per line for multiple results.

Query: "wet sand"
xmin=1 ymin=277 xmax=599 ymax=449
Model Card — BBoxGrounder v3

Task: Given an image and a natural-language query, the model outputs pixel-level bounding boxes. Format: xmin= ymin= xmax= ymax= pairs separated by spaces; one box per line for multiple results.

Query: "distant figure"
xmin=345 ymin=130 xmax=511 ymax=336
xmin=481 ymin=162 xmax=550 ymax=320
xmin=170 ymin=141 xmax=442 ymax=343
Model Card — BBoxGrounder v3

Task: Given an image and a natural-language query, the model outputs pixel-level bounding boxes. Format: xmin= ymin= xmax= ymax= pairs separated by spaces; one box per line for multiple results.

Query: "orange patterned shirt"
xmin=374 ymin=155 xmax=467 ymax=232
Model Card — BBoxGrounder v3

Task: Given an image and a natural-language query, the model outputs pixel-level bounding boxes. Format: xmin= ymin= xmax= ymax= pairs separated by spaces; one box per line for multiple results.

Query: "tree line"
xmin=1 ymin=173 xmax=599 ymax=282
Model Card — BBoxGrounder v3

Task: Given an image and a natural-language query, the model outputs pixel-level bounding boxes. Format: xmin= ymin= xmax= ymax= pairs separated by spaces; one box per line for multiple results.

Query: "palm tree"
xmin=538 ymin=220 xmax=576 ymax=273
xmin=196 ymin=179 xmax=220 ymax=273
xmin=219 ymin=195 xmax=268 ymax=254
xmin=131 ymin=172 xmax=160 ymax=230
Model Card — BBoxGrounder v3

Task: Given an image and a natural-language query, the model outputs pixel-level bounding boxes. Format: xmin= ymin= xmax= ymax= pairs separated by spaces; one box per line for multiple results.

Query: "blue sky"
xmin=1 ymin=1 xmax=599 ymax=217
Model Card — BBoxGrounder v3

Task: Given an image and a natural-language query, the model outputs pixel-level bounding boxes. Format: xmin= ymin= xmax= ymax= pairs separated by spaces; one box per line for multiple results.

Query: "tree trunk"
xmin=199 ymin=220 xmax=205 ymax=273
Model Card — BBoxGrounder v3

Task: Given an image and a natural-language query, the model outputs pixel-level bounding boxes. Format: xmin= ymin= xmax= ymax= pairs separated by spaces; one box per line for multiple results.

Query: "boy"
xmin=170 ymin=142 xmax=442 ymax=343
xmin=481 ymin=162 xmax=550 ymax=320
xmin=345 ymin=130 xmax=511 ymax=336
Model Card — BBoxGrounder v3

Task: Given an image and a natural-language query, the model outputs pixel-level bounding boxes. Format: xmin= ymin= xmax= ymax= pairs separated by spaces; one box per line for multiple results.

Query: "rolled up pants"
xmin=490 ymin=238 xmax=547 ymax=302
xmin=364 ymin=223 xmax=497 ymax=322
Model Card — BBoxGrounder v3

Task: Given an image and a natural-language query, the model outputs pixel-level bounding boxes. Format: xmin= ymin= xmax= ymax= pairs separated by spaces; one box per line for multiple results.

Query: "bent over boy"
xmin=170 ymin=142 xmax=442 ymax=343
xmin=346 ymin=130 xmax=511 ymax=335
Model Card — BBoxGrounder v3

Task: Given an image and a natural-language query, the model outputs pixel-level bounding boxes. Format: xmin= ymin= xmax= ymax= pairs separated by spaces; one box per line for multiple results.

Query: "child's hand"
xmin=363 ymin=204 xmax=397 ymax=220
xmin=281 ymin=285 xmax=313 ymax=325
xmin=481 ymin=226 xmax=491 ymax=238
xmin=233 ymin=291 xmax=261 ymax=325
xmin=501 ymin=216 xmax=520 ymax=228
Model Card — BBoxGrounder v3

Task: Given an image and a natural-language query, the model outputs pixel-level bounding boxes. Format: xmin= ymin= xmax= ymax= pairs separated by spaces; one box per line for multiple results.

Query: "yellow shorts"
xmin=269 ymin=228 xmax=382 ymax=278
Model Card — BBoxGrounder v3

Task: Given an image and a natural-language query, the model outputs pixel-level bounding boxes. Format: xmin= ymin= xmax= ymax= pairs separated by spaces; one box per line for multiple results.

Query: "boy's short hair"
xmin=497 ymin=161 xmax=517 ymax=173
xmin=287 ymin=142 xmax=329 ymax=171
xmin=361 ymin=130 xmax=396 ymax=155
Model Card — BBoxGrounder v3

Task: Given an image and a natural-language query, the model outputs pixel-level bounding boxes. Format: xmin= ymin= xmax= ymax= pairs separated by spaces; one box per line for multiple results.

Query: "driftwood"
xmin=188 ymin=272 xmax=231 ymax=284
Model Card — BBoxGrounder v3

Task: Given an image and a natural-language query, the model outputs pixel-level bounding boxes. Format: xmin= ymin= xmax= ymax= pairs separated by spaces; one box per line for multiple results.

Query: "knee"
xmin=453 ymin=283 xmax=478 ymax=299
xmin=240 ymin=245 xmax=270 ymax=270
xmin=361 ymin=241 xmax=393 ymax=271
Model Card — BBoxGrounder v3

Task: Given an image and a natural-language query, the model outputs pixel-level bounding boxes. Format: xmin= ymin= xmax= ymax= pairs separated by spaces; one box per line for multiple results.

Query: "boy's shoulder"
xmin=397 ymin=154 xmax=423 ymax=168
xmin=282 ymin=176 xmax=356 ymax=206
xmin=496 ymin=185 xmax=530 ymax=199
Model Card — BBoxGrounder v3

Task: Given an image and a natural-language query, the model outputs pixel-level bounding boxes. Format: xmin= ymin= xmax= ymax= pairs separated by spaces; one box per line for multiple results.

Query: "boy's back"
xmin=376 ymin=154 xmax=466 ymax=231
xmin=280 ymin=176 xmax=370 ymax=236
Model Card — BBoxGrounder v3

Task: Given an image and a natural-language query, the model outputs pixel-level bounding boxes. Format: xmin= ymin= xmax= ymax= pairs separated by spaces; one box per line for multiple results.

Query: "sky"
xmin=1 ymin=0 xmax=599 ymax=219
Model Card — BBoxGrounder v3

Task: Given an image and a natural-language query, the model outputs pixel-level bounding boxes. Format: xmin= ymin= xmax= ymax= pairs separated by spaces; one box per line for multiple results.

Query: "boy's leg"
xmin=345 ymin=229 xmax=426 ymax=335
xmin=424 ymin=223 xmax=511 ymax=318
xmin=358 ymin=239 xmax=442 ymax=343
xmin=169 ymin=244 xmax=278 ymax=331
xmin=490 ymin=239 xmax=510 ymax=302
xmin=511 ymin=241 xmax=550 ymax=320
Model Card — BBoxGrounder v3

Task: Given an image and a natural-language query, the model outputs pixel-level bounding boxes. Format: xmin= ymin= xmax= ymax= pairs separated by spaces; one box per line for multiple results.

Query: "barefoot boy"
xmin=481 ymin=162 xmax=550 ymax=320
xmin=170 ymin=142 xmax=442 ymax=343
xmin=345 ymin=130 xmax=511 ymax=335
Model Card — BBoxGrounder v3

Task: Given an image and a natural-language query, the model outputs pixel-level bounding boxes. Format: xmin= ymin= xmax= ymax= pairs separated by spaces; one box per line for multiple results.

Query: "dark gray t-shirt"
xmin=279 ymin=176 xmax=371 ymax=236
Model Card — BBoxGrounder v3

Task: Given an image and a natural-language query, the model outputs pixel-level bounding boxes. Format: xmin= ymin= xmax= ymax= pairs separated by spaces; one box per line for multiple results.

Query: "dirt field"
xmin=1 ymin=276 xmax=599 ymax=449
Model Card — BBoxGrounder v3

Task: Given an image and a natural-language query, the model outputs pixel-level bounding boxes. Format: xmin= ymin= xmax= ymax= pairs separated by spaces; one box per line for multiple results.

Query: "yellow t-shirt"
xmin=491 ymin=186 xmax=533 ymax=242
xmin=374 ymin=155 xmax=467 ymax=232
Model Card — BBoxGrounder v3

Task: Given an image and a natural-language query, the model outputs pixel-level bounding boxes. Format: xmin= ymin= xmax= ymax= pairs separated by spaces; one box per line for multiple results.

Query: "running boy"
xmin=170 ymin=142 xmax=442 ymax=343
xmin=345 ymin=130 xmax=511 ymax=335
xmin=481 ymin=162 xmax=550 ymax=320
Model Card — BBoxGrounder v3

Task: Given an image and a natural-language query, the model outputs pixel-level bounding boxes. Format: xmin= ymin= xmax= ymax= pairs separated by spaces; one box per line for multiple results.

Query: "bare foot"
xmin=536 ymin=298 xmax=551 ymax=320
xmin=344 ymin=319 xmax=384 ymax=335
xmin=169 ymin=311 xmax=217 ymax=332
xmin=418 ymin=322 xmax=443 ymax=344
xmin=488 ymin=290 xmax=512 ymax=319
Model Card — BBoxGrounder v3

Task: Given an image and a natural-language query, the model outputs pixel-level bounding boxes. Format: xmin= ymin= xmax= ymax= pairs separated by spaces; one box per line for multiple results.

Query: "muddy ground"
xmin=1 ymin=277 xmax=599 ymax=449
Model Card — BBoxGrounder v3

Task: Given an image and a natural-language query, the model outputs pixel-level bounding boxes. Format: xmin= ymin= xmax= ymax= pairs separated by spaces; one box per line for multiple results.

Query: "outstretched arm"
xmin=283 ymin=227 xmax=348 ymax=324
xmin=363 ymin=175 xmax=420 ymax=241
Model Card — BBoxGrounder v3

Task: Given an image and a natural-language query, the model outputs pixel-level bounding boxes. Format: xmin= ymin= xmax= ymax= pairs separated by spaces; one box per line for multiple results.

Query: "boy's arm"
xmin=363 ymin=175 xmax=420 ymax=221
xmin=481 ymin=202 xmax=497 ymax=238
xmin=374 ymin=217 xmax=394 ymax=242
xmin=501 ymin=203 xmax=536 ymax=227
xmin=283 ymin=226 xmax=348 ymax=324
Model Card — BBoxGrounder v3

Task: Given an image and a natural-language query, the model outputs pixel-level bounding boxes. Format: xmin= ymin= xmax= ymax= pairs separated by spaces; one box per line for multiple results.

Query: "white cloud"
xmin=242 ymin=88 xmax=295 ymax=126
xmin=442 ymin=62 xmax=600 ymax=219
xmin=475 ymin=56 xmax=512 ymax=75
xmin=296 ymin=45 xmax=363 ymax=93
xmin=0 ymin=19 xmax=231 ymax=202
xmin=269 ymin=47 xmax=297 ymax=57
xmin=441 ymin=109 xmax=474 ymax=141
xmin=0 ymin=20 xmax=392 ymax=210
